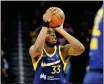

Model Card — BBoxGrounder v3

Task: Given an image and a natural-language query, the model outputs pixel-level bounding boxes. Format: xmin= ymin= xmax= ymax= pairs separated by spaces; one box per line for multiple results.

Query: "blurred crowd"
xmin=1 ymin=19 xmax=15 ymax=84
xmin=1 ymin=21 xmax=9 ymax=83
xmin=1 ymin=49 xmax=9 ymax=83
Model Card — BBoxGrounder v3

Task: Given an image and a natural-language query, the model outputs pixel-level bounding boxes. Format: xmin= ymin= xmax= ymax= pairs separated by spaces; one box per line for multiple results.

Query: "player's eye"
xmin=47 ymin=32 xmax=51 ymax=34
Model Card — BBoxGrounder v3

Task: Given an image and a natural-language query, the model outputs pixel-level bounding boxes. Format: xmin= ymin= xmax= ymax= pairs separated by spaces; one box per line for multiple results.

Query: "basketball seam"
xmin=56 ymin=8 xmax=64 ymax=20
xmin=50 ymin=21 xmax=60 ymax=28
xmin=51 ymin=20 xmax=59 ymax=25
xmin=50 ymin=20 xmax=61 ymax=27
xmin=57 ymin=13 xmax=63 ymax=21
xmin=54 ymin=13 xmax=62 ymax=24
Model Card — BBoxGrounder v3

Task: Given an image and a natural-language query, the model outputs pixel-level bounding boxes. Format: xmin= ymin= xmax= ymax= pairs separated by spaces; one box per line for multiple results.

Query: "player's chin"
xmin=46 ymin=40 xmax=57 ymax=47
xmin=51 ymin=42 xmax=57 ymax=46
xmin=52 ymin=40 xmax=57 ymax=44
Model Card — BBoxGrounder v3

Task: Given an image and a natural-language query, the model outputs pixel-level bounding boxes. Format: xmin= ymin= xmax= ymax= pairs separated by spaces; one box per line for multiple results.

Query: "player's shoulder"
xmin=58 ymin=44 xmax=71 ymax=48
xmin=57 ymin=44 xmax=70 ymax=51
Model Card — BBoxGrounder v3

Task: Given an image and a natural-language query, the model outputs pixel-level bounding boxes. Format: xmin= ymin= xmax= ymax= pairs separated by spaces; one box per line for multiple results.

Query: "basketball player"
xmin=83 ymin=4 xmax=103 ymax=84
xmin=29 ymin=7 xmax=85 ymax=84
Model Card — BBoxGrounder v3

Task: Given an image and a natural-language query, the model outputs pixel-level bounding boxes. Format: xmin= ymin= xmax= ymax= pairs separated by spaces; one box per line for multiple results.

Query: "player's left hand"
xmin=43 ymin=7 xmax=57 ymax=22
xmin=53 ymin=24 xmax=64 ymax=31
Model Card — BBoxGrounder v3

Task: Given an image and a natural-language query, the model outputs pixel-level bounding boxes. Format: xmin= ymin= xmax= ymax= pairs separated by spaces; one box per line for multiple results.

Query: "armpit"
xmin=60 ymin=44 xmax=71 ymax=62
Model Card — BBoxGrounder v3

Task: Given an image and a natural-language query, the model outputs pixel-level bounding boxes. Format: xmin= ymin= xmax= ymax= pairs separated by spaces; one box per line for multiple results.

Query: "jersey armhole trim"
xmin=59 ymin=45 xmax=67 ymax=71
xmin=33 ymin=51 xmax=43 ymax=71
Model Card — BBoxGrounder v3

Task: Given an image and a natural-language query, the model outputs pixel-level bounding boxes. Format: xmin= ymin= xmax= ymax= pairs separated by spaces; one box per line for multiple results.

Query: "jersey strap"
xmin=58 ymin=45 xmax=67 ymax=71
xmin=33 ymin=51 xmax=43 ymax=71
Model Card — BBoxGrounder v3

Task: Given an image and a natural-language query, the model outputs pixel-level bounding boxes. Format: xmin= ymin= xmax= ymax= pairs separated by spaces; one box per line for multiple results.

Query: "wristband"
xmin=42 ymin=21 xmax=49 ymax=28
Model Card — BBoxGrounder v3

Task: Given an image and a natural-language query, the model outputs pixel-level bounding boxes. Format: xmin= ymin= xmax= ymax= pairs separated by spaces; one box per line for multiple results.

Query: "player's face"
xmin=45 ymin=28 xmax=57 ymax=47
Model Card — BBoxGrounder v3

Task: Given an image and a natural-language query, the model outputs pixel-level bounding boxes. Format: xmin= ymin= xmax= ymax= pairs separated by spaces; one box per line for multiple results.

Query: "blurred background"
xmin=1 ymin=1 xmax=103 ymax=84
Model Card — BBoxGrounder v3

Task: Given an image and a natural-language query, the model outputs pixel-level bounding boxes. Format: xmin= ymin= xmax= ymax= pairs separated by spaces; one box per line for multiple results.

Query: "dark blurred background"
xmin=1 ymin=1 xmax=103 ymax=84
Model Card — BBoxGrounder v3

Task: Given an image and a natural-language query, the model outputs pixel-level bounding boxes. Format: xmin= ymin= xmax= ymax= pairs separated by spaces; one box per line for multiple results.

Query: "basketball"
xmin=49 ymin=7 xmax=65 ymax=28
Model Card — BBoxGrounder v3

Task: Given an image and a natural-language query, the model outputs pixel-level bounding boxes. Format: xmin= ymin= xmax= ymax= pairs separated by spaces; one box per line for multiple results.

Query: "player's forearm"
xmin=55 ymin=28 xmax=85 ymax=51
xmin=32 ymin=27 xmax=48 ymax=52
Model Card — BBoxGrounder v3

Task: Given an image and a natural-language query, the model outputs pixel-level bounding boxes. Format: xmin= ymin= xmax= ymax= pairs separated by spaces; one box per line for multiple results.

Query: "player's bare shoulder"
xmin=59 ymin=44 xmax=71 ymax=57
xmin=60 ymin=44 xmax=71 ymax=52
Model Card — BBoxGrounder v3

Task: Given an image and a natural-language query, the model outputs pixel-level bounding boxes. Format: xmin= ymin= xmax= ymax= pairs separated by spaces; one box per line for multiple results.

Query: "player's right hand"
xmin=43 ymin=7 xmax=57 ymax=22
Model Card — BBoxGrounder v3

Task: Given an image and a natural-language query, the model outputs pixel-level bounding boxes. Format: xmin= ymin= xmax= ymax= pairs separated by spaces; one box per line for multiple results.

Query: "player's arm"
xmin=29 ymin=27 xmax=48 ymax=57
xmin=29 ymin=7 xmax=56 ymax=58
xmin=54 ymin=25 xmax=85 ymax=56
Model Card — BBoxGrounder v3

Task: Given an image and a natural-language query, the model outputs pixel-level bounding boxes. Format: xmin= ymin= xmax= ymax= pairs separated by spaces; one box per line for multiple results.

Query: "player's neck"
xmin=44 ymin=44 xmax=55 ymax=54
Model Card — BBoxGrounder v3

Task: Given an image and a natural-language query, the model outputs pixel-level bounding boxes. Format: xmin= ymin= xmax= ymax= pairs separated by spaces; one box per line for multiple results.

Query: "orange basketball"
xmin=49 ymin=7 xmax=65 ymax=28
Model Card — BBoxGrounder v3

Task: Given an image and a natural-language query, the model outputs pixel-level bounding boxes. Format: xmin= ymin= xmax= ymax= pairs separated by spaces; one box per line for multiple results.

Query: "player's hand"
xmin=53 ymin=24 xmax=63 ymax=32
xmin=54 ymin=24 xmax=64 ymax=31
xmin=59 ymin=24 xmax=63 ymax=29
xmin=43 ymin=7 xmax=57 ymax=22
